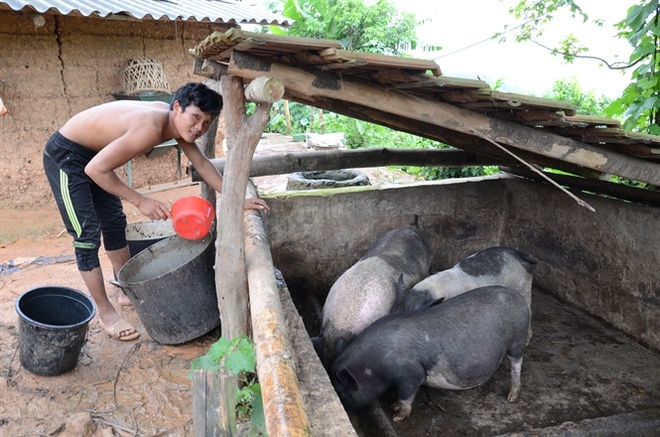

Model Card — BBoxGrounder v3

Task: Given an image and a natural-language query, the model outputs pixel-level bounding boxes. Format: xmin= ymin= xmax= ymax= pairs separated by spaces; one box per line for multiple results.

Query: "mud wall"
xmin=0 ymin=10 xmax=226 ymax=209
xmin=260 ymin=175 xmax=660 ymax=351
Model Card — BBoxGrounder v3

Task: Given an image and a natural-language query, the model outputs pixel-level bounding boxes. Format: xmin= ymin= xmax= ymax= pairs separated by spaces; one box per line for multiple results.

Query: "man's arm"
xmin=85 ymin=129 xmax=172 ymax=220
xmin=179 ymin=141 xmax=225 ymax=193
xmin=179 ymin=141 xmax=269 ymax=212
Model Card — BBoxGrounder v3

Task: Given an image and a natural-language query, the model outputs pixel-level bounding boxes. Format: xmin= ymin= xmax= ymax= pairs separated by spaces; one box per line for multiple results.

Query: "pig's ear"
xmin=337 ymin=368 xmax=359 ymax=391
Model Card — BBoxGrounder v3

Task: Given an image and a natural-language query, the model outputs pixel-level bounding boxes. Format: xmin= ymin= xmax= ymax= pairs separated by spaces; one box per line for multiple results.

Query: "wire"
xmin=431 ymin=15 xmax=545 ymax=60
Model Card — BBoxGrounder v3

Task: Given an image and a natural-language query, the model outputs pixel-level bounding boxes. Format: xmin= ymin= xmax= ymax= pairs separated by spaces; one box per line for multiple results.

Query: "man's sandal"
xmin=100 ymin=319 xmax=139 ymax=341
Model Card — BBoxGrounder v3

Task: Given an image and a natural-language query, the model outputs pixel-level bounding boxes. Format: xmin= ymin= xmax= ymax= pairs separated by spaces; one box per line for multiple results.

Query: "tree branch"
xmin=530 ymin=39 xmax=649 ymax=71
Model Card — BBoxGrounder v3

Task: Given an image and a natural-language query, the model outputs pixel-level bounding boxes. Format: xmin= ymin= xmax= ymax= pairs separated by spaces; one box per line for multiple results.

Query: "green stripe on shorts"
xmin=60 ymin=170 xmax=83 ymax=238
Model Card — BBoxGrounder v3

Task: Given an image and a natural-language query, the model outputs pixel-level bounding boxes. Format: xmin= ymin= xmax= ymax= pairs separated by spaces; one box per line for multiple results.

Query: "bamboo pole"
xmin=244 ymin=183 xmax=312 ymax=437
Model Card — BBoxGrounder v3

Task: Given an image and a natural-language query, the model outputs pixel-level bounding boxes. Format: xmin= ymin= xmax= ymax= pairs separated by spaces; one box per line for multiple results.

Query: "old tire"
xmin=286 ymin=170 xmax=371 ymax=191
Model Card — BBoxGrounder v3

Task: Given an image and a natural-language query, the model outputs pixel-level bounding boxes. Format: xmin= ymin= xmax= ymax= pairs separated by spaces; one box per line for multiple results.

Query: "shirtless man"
xmin=43 ymin=82 xmax=269 ymax=341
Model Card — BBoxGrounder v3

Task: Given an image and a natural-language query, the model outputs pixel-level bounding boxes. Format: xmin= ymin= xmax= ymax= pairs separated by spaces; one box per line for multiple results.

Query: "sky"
xmin=376 ymin=0 xmax=636 ymax=98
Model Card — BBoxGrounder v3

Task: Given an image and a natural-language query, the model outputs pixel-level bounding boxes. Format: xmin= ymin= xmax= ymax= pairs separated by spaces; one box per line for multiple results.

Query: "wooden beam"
xmin=226 ymin=52 xmax=660 ymax=186
xmin=225 ymin=28 xmax=343 ymax=51
xmin=193 ymin=57 xmax=228 ymax=79
xmin=270 ymin=91 xmax=608 ymax=180
xmin=190 ymin=148 xmax=505 ymax=181
xmin=502 ymin=167 xmax=660 ymax=208
xmin=244 ymin=76 xmax=285 ymax=103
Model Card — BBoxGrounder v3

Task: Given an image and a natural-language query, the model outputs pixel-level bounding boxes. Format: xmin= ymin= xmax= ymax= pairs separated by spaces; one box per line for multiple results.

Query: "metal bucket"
xmin=111 ymin=234 xmax=220 ymax=344
xmin=125 ymin=220 xmax=176 ymax=258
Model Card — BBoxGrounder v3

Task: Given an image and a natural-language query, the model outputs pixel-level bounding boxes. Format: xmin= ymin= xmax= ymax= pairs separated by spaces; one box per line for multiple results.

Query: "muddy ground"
xmin=0 ymin=135 xmax=418 ymax=436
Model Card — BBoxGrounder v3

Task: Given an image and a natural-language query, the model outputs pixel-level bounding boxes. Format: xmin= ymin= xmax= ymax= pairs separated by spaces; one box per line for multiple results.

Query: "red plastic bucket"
xmin=171 ymin=196 xmax=214 ymax=240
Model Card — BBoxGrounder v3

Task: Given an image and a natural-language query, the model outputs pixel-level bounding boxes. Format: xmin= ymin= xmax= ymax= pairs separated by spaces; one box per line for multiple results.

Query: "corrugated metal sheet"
xmin=0 ymin=0 xmax=291 ymax=25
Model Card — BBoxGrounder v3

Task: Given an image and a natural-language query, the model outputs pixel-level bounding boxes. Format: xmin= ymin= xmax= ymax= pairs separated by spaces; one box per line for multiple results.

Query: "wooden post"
xmin=215 ymin=74 xmax=272 ymax=339
xmin=199 ymin=77 xmax=222 ymax=207
xmin=283 ymin=100 xmax=291 ymax=134
xmin=318 ymin=108 xmax=325 ymax=134
xmin=192 ymin=369 xmax=237 ymax=437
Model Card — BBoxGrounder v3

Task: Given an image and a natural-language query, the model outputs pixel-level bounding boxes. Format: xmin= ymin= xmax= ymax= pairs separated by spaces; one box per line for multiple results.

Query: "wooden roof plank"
xmin=582 ymin=142 xmax=660 ymax=158
xmin=456 ymin=101 xmax=570 ymax=114
xmin=192 ymin=29 xmax=344 ymax=60
xmin=225 ymin=28 xmax=343 ymax=51
xmin=488 ymin=109 xmax=566 ymax=125
xmin=565 ymin=114 xmax=621 ymax=128
xmin=438 ymin=89 xmax=575 ymax=115
xmin=319 ymin=48 xmax=440 ymax=72
xmin=471 ymin=89 xmax=576 ymax=115
xmin=556 ymin=127 xmax=660 ymax=145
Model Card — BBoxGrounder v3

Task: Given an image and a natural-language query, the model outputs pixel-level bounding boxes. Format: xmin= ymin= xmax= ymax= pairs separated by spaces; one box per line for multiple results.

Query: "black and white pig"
xmin=330 ymin=285 xmax=530 ymax=421
xmin=312 ymin=227 xmax=433 ymax=367
xmin=391 ymin=246 xmax=536 ymax=342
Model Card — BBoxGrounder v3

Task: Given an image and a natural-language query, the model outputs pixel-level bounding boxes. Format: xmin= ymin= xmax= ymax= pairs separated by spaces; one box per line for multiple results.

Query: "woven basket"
xmin=120 ymin=58 xmax=170 ymax=95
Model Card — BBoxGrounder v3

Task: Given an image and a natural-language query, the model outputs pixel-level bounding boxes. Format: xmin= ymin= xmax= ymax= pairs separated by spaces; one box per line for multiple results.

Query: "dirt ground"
xmin=0 ymin=134 xmax=418 ymax=436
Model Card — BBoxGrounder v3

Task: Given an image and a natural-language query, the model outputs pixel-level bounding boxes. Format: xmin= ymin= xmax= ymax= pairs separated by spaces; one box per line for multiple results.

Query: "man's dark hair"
xmin=171 ymin=82 xmax=223 ymax=119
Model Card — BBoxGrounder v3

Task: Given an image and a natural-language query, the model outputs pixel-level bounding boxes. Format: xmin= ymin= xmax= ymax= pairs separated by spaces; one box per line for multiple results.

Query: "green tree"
xmin=503 ymin=0 xmax=659 ymax=134
xmin=544 ymin=76 xmax=612 ymax=115
xmin=269 ymin=0 xmax=418 ymax=55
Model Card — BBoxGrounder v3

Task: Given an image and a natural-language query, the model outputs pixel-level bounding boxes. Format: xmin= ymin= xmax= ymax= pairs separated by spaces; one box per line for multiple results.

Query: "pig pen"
xmin=260 ymin=174 xmax=660 ymax=437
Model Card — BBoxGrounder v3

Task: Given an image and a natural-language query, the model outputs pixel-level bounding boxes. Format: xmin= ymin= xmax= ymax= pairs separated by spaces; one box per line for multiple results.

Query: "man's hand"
xmin=137 ymin=196 xmax=172 ymax=220
xmin=244 ymin=197 xmax=270 ymax=212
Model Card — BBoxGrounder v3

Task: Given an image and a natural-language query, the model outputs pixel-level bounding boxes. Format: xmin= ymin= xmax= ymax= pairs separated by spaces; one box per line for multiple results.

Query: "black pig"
xmin=330 ymin=285 xmax=530 ymax=421
xmin=392 ymin=246 xmax=536 ymax=343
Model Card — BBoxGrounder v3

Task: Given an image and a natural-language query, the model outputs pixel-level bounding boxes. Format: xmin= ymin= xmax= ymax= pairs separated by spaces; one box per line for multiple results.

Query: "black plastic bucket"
xmin=15 ymin=286 xmax=96 ymax=376
xmin=112 ymin=234 xmax=220 ymax=345
xmin=125 ymin=220 xmax=176 ymax=258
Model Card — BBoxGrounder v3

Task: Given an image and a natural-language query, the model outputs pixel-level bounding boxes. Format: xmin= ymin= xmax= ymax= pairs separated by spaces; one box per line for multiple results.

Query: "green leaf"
xmin=269 ymin=25 xmax=288 ymax=36
xmin=249 ymin=384 xmax=266 ymax=430
xmin=207 ymin=337 xmax=231 ymax=362
xmin=225 ymin=336 xmax=257 ymax=376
